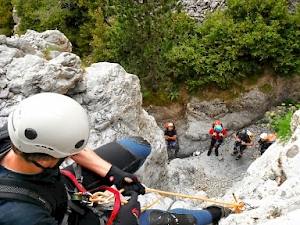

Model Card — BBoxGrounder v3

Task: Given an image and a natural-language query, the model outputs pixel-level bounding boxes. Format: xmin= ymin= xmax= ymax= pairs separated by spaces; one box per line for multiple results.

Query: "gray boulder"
xmin=6 ymin=53 xmax=83 ymax=96
xmin=21 ymin=30 xmax=72 ymax=52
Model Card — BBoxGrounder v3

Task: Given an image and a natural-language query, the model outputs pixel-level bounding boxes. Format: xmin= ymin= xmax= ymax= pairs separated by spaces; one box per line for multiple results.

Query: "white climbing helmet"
xmin=247 ymin=130 xmax=254 ymax=140
xmin=260 ymin=132 xmax=268 ymax=140
xmin=8 ymin=92 xmax=90 ymax=158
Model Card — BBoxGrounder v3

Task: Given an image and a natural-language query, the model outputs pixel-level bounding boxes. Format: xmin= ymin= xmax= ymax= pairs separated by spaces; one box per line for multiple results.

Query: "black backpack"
xmin=0 ymin=123 xmax=58 ymax=216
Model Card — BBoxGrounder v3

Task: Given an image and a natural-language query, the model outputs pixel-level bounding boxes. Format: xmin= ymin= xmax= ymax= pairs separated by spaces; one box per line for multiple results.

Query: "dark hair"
xmin=11 ymin=142 xmax=56 ymax=162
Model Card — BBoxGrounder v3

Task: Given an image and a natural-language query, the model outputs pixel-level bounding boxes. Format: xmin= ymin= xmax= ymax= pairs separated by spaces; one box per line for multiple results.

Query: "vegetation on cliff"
xmin=6 ymin=0 xmax=300 ymax=104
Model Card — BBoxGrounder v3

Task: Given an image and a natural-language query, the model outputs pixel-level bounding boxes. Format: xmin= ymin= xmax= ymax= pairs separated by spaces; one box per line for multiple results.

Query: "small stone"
xmin=286 ymin=145 xmax=299 ymax=158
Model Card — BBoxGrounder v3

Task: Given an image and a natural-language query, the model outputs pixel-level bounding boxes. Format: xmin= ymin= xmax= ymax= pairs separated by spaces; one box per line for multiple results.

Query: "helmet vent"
xmin=25 ymin=128 xmax=37 ymax=140
xmin=35 ymin=145 xmax=54 ymax=151
xmin=75 ymin=140 xmax=85 ymax=149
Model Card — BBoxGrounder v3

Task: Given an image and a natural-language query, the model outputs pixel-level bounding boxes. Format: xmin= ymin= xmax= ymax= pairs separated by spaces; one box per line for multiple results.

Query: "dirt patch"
xmin=144 ymin=103 xmax=186 ymax=124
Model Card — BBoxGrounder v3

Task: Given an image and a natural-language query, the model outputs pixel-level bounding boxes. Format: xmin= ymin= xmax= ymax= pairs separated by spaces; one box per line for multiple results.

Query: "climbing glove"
xmin=114 ymin=191 xmax=141 ymax=225
xmin=204 ymin=205 xmax=232 ymax=225
xmin=105 ymin=165 xmax=145 ymax=195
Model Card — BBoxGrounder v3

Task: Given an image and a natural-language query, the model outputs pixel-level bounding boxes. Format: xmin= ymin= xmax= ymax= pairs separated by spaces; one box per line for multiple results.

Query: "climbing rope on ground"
xmin=86 ymin=187 xmax=245 ymax=213
xmin=145 ymin=188 xmax=244 ymax=213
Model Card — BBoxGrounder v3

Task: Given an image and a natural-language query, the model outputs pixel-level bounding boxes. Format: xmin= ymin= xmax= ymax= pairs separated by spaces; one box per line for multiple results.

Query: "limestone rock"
xmin=21 ymin=30 xmax=72 ymax=52
xmin=290 ymin=110 xmax=300 ymax=132
xmin=80 ymin=62 xmax=168 ymax=188
xmin=188 ymin=98 xmax=228 ymax=118
xmin=0 ymin=45 xmax=23 ymax=70
xmin=219 ymin=114 xmax=300 ymax=224
xmin=5 ymin=36 xmax=36 ymax=54
xmin=6 ymin=53 xmax=83 ymax=96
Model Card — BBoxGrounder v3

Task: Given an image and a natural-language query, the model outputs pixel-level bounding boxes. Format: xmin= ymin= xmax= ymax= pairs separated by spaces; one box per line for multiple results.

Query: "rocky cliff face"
xmin=181 ymin=0 xmax=226 ymax=22
xmin=0 ymin=30 xmax=167 ymax=189
xmin=219 ymin=111 xmax=300 ymax=224
xmin=181 ymin=0 xmax=300 ymax=22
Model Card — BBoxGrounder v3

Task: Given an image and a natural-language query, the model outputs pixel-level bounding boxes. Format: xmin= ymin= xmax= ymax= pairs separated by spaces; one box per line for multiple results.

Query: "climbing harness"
xmin=61 ymin=170 xmax=122 ymax=225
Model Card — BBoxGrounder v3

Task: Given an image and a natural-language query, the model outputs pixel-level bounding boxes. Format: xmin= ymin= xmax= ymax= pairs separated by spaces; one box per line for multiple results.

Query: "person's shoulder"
xmin=0 ymin=201 xmax=57 ymax=225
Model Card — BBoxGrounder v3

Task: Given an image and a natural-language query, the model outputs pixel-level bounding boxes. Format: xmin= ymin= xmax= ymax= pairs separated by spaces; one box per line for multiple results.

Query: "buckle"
xmin=77 ymin=176 xmax=84 ymax=184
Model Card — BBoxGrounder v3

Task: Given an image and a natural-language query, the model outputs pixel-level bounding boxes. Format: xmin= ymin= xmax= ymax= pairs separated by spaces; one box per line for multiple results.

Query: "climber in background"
xmin=232 ymin=129 xmax=254 ymax=160
xmin=164 ymin=122 xmax=180 ymax=157
xmin=208 ymin=120 xmax=227 ymax=156
xmin=258 ymin=133 xmax=277 ymax=155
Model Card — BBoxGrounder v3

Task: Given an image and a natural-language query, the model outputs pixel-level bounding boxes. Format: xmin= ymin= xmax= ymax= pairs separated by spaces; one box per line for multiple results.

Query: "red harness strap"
xmin=96 ymin=186 xmax=121 ymax=225
xmin=60 ymin=169 xmax=87 ymax=193
xmin=60 ymin=170 xmax=121 ymax=225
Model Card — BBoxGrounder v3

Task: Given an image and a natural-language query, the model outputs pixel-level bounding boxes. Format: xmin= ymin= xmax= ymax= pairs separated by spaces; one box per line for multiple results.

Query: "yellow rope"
xmin=87 ymin=188 xmax=244 ymax=213
xmin=141 ymin=196 xmax=165 ymax=212
xmin=89 ymin=190 xmax=128 ymax=204
xmin=145 ymin=188 xmax=244 ymax=213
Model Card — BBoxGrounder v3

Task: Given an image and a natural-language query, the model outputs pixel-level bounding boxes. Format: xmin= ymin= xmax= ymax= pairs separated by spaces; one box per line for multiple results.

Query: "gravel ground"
xmin=167 ymin=120 xmax=275 ymax=199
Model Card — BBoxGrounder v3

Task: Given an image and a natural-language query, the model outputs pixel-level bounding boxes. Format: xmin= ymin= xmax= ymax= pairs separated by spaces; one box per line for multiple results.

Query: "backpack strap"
xmin=0 ymin=178 xmax=56 ymax=214
xmin=0 ymin=123 xmax=11 ymax=154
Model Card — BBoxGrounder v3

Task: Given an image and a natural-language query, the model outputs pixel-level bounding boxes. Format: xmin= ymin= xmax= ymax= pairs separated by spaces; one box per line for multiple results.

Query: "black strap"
xmin=0 ymin=122 xmax=9 ymax=143
xmin=0 ymin=178 xmax=55 ymax=214
xmin=0 ymin=123 xmax=11 ymax=154
xmin=72 ymin=163 xmax=83 ymax=183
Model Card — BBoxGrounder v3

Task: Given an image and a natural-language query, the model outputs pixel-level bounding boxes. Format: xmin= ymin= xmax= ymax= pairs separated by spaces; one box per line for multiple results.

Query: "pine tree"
xmin=91 ymin=0 xmax=185 ymax=90
xmin=0 ymin=0 xmax=14 ymax=36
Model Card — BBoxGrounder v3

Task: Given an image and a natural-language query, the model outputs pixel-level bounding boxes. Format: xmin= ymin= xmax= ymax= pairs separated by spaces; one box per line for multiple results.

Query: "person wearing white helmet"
xmin=164 ymin=122 xmax=179 ymax=158
xmin=232 ymin=129 xmax=254 ymax=160
xmin=0 ymin=92 xmax=145 ymax=225
xmin=258 ymin=132 xmax=275 ymax=155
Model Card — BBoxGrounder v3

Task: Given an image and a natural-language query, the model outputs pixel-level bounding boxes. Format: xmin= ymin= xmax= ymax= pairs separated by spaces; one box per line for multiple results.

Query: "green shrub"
xmin=168 ymin=0 xmax=300 ymax=92
xmin=275 ymin=112 xmax=293 ymax=142
xmin=265 ymin=103 xmax=299 ymax=142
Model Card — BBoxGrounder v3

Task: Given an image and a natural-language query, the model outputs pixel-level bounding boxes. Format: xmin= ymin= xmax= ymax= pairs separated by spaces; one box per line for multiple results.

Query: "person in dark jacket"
xmin=164 ymin=122 xmax=179 ymax=157
xmin=258 ymin=133 xmax=276 ymax=155
xmin=232 ymin=129 xmax=254 ymax=160
xmin=0 ymin=93 xmax=144 ymax=225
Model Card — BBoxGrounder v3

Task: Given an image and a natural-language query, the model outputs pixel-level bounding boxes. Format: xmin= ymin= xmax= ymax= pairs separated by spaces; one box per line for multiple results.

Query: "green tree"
xmin=165 ymin=0 xmax=300 ymax=91
xmin=91 ymin=0 xmax=193 ymax=91
xmin=0 ymin=0 xmax=14 ymax=36
xmin=12 ymin=0 xmax=98 ymax=56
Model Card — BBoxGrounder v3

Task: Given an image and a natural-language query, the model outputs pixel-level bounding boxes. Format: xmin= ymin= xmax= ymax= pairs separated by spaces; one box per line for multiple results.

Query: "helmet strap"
xmin=30 ymin=160 xmax=47 ymax=170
